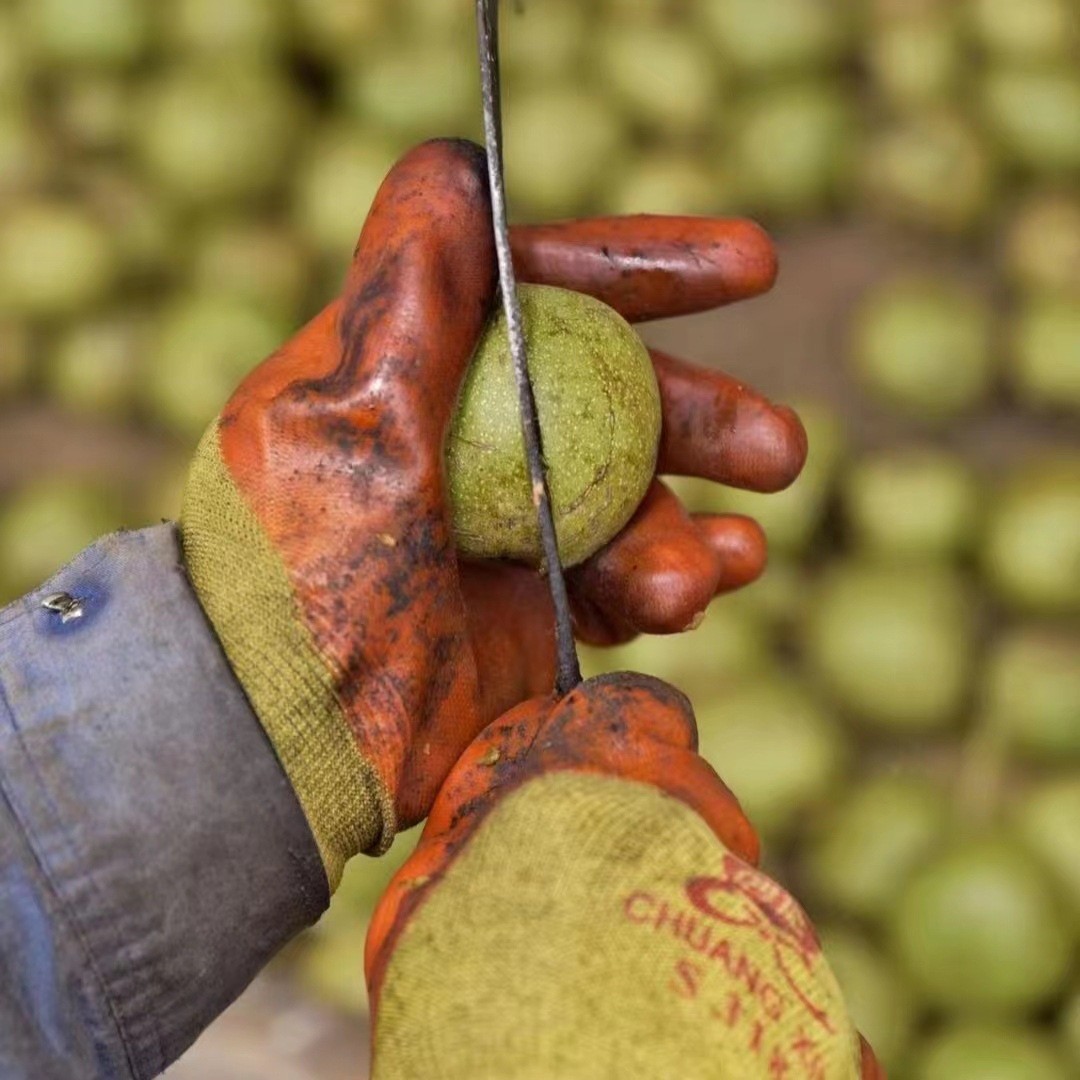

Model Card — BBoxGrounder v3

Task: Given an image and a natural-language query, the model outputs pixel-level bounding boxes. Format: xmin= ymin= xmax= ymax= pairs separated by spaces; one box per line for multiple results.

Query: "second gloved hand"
xmin=365 ymin=675 xmax=885 ymax=1079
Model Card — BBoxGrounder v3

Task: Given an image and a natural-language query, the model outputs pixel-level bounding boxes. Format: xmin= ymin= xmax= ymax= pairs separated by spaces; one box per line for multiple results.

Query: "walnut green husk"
xmin=448 ymin=284 xmax=660 ymax=567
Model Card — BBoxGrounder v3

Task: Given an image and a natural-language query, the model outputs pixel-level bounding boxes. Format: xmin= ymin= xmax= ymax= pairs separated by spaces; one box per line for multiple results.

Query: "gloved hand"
xmin=181 ymin=138 xmax=806 ymax=887
xmin=365 ymin=674 xmax=885 ymax=1079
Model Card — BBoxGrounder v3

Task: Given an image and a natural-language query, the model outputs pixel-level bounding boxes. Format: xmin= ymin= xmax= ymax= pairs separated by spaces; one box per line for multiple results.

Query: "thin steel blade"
xmin=475 ymin=0 xmax=581 ymax=696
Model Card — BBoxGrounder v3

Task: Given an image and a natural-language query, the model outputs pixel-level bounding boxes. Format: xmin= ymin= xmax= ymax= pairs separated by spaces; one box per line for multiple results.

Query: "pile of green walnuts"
xmin=0 ymin=3 xmax=1075 ymax=1076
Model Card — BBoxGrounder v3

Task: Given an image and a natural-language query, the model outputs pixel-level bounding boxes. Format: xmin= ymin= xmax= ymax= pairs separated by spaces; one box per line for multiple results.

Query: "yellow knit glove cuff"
xmin=375 ymin=772 xmax=861 ymax=1079
xmin=180 ymin=423 xmax=395 ymax=890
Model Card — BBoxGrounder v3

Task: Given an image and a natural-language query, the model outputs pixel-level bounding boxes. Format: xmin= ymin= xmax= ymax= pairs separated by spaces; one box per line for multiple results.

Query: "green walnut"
xmin=448 ymin=284 xmax=660 ymax=567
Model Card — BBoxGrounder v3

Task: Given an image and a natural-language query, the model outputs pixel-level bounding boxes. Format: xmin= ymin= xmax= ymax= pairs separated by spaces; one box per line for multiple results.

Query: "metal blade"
xmin=475 ymin=0 xmax=581 ymax=696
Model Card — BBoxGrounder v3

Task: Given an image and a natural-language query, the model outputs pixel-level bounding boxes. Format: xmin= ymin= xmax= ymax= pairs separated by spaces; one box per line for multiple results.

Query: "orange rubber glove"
xmin=366 ymin=674 xmax=885 ymax=1079
xmin=180 ymin=138 xmax=806 ymax=886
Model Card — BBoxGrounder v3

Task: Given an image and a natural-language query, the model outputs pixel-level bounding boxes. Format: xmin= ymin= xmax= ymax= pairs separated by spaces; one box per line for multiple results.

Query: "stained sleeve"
xmin=0 ymin=524 xmax=329 ymax=1079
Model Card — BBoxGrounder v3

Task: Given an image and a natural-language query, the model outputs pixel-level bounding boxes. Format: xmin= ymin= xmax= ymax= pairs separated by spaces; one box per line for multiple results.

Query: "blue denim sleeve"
xmin=0 ymin=525 xmax=329 ymax=1079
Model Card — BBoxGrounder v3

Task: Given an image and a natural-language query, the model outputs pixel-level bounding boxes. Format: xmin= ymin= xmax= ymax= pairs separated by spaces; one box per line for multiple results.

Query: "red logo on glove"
xmin=684 ymin=855 xmax=833 ymax=1035
xmin=685 ymin=856 xmax=821 ymax=959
